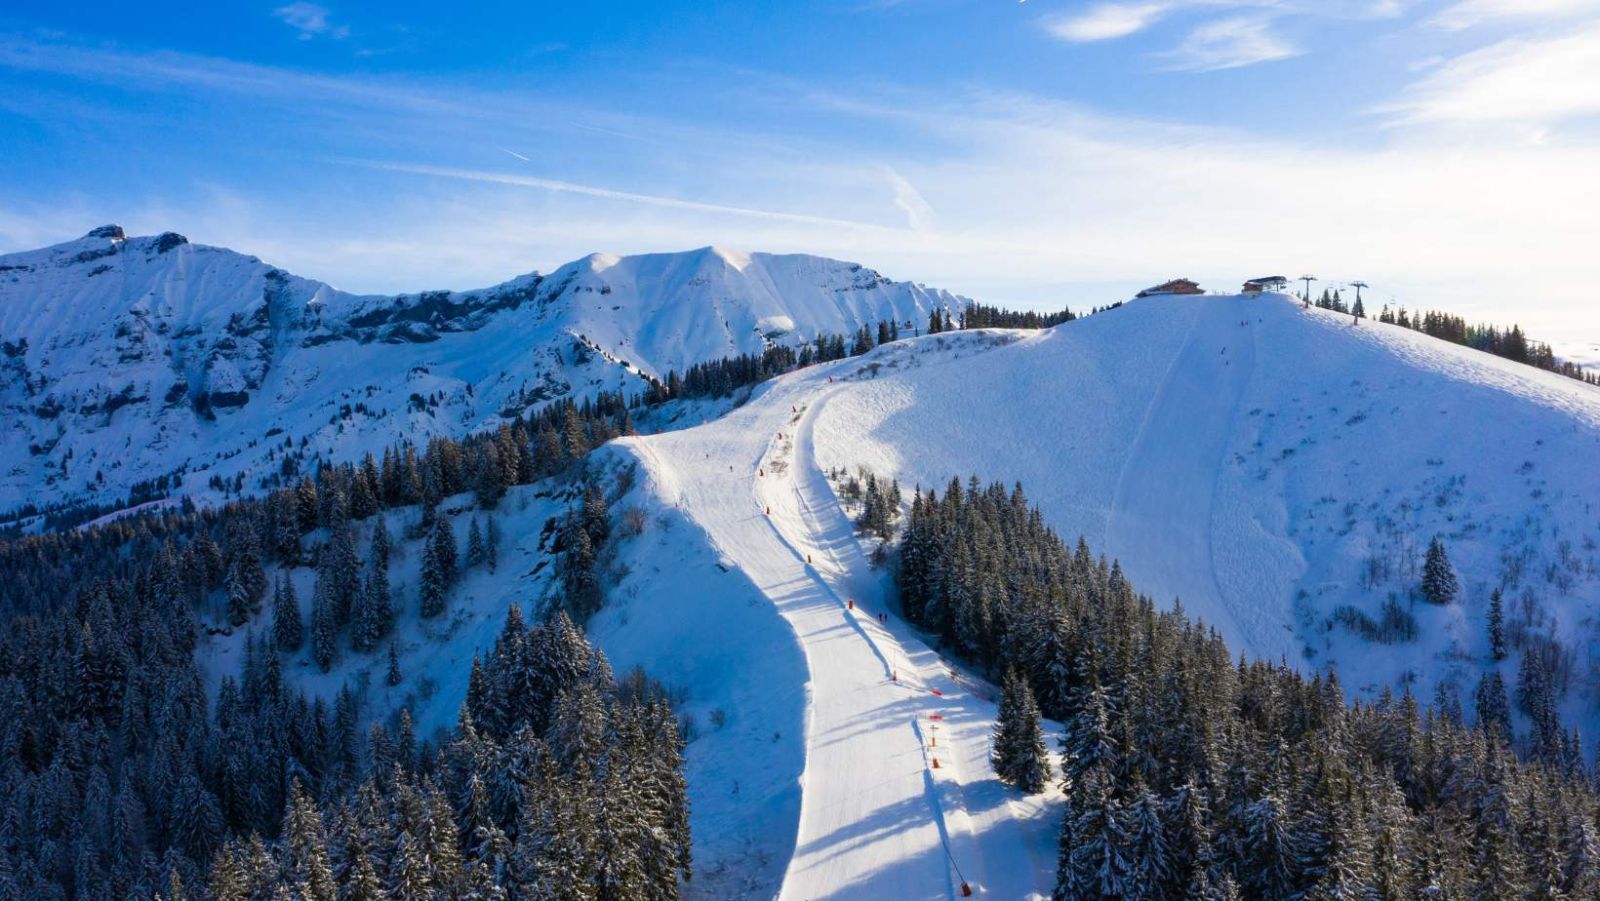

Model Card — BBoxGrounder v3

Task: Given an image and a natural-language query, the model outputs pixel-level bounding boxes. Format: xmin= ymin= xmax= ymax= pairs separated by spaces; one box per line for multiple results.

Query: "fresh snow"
xmin=519 ymin=292 xmax=1600 ymax=896
xmin=174 ymin=283 xmax=1600 ymax=898
xmin=0 ymin=229 xmax=967 ymax=519
xmin=612 ymin=345 xmax=1065 ymax=898
xmin=812 ymin=292 xmax=1600 ymax=720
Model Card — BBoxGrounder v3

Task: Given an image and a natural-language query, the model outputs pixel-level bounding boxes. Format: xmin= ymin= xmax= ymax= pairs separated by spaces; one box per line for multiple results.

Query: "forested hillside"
xmin=899 ymin=476 xmax=1600 ymax=898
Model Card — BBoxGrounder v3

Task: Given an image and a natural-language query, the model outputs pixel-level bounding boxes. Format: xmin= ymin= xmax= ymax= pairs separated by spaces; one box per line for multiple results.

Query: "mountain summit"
xmin=0 ymin=229 xmax=966 ymax=519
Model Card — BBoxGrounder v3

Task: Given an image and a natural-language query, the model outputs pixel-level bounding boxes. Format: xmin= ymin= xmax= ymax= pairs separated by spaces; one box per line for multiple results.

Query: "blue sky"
xmin=2 ymin=1 xmax=1598 ymax=352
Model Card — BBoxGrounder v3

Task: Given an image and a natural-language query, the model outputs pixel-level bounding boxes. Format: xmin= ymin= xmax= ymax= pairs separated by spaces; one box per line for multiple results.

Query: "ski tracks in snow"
xmin=1103 ymin=297 xmax=1280 ymax=658
xmin=632 ymin=357 xmax=1057 ymax=899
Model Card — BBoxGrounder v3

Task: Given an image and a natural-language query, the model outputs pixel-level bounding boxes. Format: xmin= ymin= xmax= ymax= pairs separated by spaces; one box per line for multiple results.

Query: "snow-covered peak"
xmin=0 ymin=230 xmax=968 ymax=519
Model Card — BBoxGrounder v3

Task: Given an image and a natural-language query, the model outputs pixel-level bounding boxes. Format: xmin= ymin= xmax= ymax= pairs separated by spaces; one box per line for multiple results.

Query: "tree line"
xmin=1374 ymin=304 xmax=1597 ymax=387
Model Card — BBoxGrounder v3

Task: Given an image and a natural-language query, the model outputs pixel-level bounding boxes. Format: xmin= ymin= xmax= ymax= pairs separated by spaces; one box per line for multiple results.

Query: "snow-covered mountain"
xmin=172 ymin=281 xmax=1600 ymax=897
xmin=582 ymin=293 xmax=1600 ymax=894
xmin=0 ymin=227 xmax=965 ymax=520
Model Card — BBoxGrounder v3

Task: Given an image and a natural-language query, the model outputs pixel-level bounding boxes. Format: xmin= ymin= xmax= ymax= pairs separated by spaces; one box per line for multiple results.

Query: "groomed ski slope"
xmin=619 ymin=340 xmax=1063 ymax=899
xmin=607 ymin=291 xmax=1600 ymax=897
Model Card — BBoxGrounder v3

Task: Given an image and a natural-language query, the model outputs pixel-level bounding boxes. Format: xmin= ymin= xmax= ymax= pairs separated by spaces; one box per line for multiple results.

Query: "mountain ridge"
xmin=0 ymin=227 xmax=968 ymax=520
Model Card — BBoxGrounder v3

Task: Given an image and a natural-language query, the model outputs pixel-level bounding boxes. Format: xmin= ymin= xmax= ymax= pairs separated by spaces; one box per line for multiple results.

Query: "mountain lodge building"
xmin=1136 ymin=278 xmax=1203 ymax=298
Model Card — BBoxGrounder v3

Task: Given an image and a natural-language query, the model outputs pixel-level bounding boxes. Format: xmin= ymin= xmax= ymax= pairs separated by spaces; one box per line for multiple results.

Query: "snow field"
xmin=622 ymin=345 xmax=1064 ymax=898
xmin=813 ymin=293 xmax=1600 ymax=729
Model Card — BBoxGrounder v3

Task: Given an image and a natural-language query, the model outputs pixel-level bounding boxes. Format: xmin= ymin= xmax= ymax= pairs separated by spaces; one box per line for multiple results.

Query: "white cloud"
xmin=1043 ymin=2 xmax=1327 ymax=72
xmin=1155 ymin=16 xmax=1301 ymax=71
xmin=1383 ymin=26 xmax=1600 ymax=125
xmin=5 ymin=34 xmax=1598 ymax=345
xmin=883 ymin=167 xmax=936 ymax=232
xmin=1045 ymin=3 xmax=1173 ymax=41
xmin=1431 ymin=0 xmax=1600 ymax=30
xmin=273 ymin=3 xmax=350 ymax=41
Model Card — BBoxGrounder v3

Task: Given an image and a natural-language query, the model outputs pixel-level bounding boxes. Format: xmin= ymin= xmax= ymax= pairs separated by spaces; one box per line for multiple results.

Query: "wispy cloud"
xmin=882 ymin=167 xmax=936 ymax=232
xmin=1431 ymin=0 xmax=1600 ymax=30
xmin=4 ymin=29 xmax=1597 ymax=343
xmin=273 ymin=3 xmax=350 ymax=41
xmin=1045 ymin=3 xmax=1173 ymax=42
xmin=1156 ymin=16 xmax=1301 ymax=71
xmin=1042 ymin=0 xmax=1410 ymax=72
xmin=1381 ymin=25 xmax=1600 ymax=125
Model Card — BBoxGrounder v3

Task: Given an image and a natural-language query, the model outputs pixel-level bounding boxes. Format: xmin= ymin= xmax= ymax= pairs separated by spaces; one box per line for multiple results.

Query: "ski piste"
xmin=622 ymin=343 xmax=1064 ymax=899
xmin=612 ymin=290 xmax=1600 ymax=897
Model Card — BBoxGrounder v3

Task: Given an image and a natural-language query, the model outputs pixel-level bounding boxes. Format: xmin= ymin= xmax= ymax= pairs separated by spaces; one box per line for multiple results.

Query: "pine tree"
xmin=581 ymin=484 xmax=610 ymax=546
xmin=387 ymin=641 xmax=404 ymax=686
xmin=1488 ymin=588 xmax=1507 ymax=661
xmin=1061 ymin=677 xmax=1118 ymax=784
xmin=1124 ymin=786 xmax=1171 ymax=898
xmin=1421 ymin=536 xmax=1460 ymax=605
xmin=1472 ymin=753 xmax=1526 ymax=898
xmin=421 ymin=515 xmax=457 ymax=618
xmin=514 ymin=754 xmax=598 ymax=901
xmin=311 ymin=579 xmax=337 ymax=672
xmin=1475 ymin=669 xmax=1513 ymax=741
xmin=992 ymin=669 xmax=1050 ymax=793
xmin=280 ymin=781 xmax=336 ymax=901
xmin=224 ymin=551 xmax=265 ymax=628
xmin=345 ymin=854 xmax=386 ymax=901
xmin=272 ymin=573 xmax=303 ymax=652
xmin=352 ymin=565 xmax=391 ymax=653
xmin=486 ymin=517 xmax=501 ymax=574
xmin=1242 ymin=793 xmax=1303 ymax=900
xmin=561 ymin=521 xmax=601 ymax=620
xmin=467 ymin=518 xmax=486 ymax=570
xmin=1055 ymin=765 xmax=1130 ymax=900
xmin=562 ymin=401 xmax=589 ymax=461
xmin=353 ymin=522 xmax=394 ymax=651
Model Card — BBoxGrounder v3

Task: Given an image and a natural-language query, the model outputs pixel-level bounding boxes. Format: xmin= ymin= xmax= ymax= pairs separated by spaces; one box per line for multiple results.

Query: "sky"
xmin=2 ymin=0 xmax=1598 ymax=356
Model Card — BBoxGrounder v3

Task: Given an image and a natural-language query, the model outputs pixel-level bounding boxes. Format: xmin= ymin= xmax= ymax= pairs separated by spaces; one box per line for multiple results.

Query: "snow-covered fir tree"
xmin=992 ymin=668 xmax=1050 ymax=793
xmin=1420 ymin=536 xmax=1460 ymax=605
xmin=421 ymin=513 xmax=458 ymax=618
xmin=272 ymin=571 xmax=303 ymax=651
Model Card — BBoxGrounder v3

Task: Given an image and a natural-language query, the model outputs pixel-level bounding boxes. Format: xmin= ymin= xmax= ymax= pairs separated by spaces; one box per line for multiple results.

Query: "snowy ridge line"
xmin=810 ymin=292 xmax=1600 ymax=762
xmin=1 ymin=231 xmax=970 ymax=517
xmin=1296 ymin=300 xmax=1600 ymax=428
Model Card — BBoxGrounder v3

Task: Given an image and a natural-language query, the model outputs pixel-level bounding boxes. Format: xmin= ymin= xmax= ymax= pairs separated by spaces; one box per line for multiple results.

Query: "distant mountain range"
xmin=0 ymin=227 xmax=965 ymax=519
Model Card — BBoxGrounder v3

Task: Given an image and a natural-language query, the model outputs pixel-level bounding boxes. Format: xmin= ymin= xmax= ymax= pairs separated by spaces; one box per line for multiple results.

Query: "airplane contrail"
xmin=500 ymin=148 xmax=530 ymax=161
xmin=345 ymin=159 xmax=905 ymax=233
